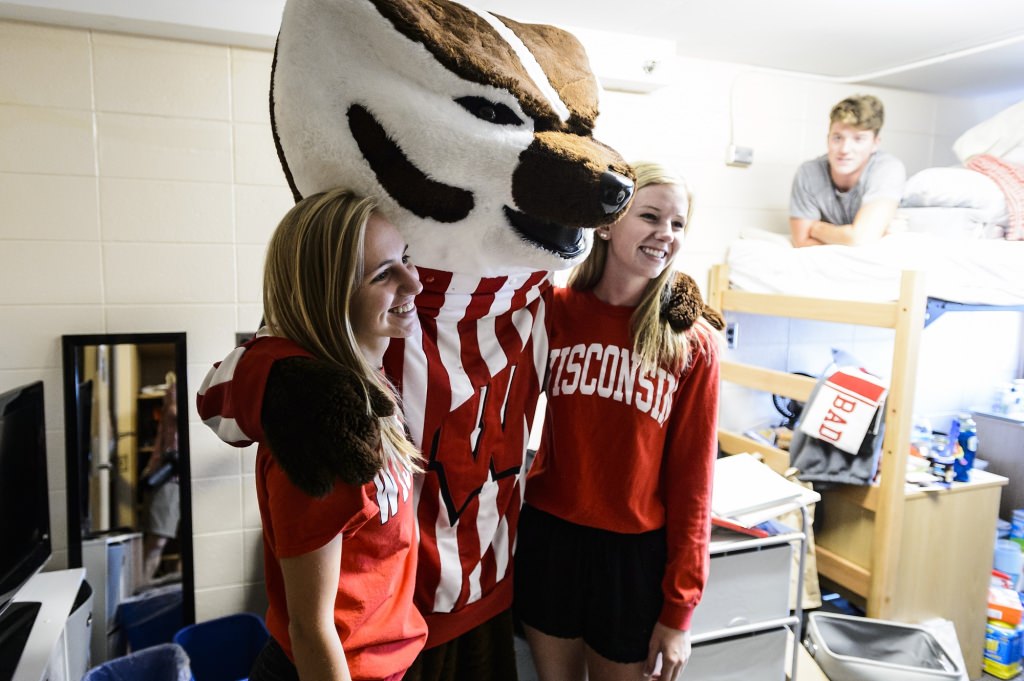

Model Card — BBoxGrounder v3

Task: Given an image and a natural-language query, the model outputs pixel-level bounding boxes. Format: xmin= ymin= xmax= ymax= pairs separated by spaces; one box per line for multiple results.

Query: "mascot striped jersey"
xmin=198 ymin=0 xmax=634 ymax=647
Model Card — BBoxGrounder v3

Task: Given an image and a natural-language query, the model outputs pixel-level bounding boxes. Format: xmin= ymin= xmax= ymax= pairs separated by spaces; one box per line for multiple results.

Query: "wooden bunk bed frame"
xmin=707 ymin=262 xmax=1008 ymax=677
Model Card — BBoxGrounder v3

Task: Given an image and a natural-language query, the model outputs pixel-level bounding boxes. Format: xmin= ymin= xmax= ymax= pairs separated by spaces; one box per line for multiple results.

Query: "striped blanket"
xmin=967 ymin=154 xmax=1024 ymax=240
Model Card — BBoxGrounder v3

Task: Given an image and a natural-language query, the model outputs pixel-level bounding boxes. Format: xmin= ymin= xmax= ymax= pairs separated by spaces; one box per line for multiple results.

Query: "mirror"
xmin=61 ymin=333 xmax=195 ymax=631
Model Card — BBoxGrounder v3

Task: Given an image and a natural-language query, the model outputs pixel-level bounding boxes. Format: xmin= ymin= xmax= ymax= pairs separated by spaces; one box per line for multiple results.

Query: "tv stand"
xmin=3 ymin=568 xmax=91 ymax=681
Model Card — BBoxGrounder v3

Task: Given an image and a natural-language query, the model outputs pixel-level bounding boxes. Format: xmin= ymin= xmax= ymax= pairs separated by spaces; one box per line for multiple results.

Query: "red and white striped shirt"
xmin=197 ymin=266 xmax=550 ymax=648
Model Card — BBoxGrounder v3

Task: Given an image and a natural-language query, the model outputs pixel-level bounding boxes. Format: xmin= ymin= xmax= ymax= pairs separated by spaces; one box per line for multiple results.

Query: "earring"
xmin=597 ymin=230 xmax=610 ymax=240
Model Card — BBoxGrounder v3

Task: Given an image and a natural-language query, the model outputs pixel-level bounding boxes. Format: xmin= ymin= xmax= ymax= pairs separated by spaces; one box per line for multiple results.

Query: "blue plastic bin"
xmin=82 ymin=642 xmax=191 ymax=681
xmin=116 ymin=584 xmax=184 ymax=654
xmin=173 ymin=613 xmax=269 ymax=681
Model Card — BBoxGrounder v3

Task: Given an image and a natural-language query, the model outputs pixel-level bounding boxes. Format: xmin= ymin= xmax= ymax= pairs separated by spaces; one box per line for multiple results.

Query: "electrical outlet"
xmin=726 ymin=145 xmax=753 ymax=167
xmin=725 ymin=321 xmax=739 ymax=349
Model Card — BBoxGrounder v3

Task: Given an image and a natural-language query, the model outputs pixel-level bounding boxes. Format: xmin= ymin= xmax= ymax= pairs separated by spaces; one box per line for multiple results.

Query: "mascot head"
xmin=271 ymin=0 xmax=635 ymax=277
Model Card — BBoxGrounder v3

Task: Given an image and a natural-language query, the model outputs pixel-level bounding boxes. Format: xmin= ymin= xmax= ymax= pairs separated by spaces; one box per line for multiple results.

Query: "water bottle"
xmin=910 ymin=415 xmax=932 ymax=459
xmin=954 ymin=412 xmax=978 ymax=483
xmin=929 ymin=434 xmax=954 ymax=484
xmin=1012 ymin=509 xmax=1024 ymax=549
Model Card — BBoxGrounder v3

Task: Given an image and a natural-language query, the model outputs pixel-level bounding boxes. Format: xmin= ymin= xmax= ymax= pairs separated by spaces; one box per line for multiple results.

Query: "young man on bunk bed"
xmin=789 ymin=94 xmax=907 ymax=248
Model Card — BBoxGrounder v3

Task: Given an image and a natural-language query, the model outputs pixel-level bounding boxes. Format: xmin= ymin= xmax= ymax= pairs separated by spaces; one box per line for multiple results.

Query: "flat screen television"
xmin=0 ymin=381 xmax=51 ymax=616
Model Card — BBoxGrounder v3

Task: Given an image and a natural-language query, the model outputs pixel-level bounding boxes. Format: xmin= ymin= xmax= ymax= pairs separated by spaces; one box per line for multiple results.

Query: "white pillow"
xmin=737 ymin=226 xmax=792 ymax=247
xmin=953 ymin=98 xmax=1024 ymax=164
xmin=900 ymin=167 xmax=1007 ymax=223
xmin=897 ymin=206 xmax=1005 ymax=240
xmin=1004 ymin=146 xmax=1024 ymax=166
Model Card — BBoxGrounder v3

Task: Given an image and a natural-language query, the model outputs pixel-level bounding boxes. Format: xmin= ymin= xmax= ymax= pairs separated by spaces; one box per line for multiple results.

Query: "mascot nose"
xmin=511 ymin=132 xmax=636 ymax=227
xmin=600 ymin=171 xmax=633 ymax=214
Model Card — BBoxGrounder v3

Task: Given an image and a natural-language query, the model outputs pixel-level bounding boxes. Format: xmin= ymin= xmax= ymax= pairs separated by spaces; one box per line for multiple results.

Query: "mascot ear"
xmin=661 ymin=272 xmax=725 ymax=332
xmin=262 ymin=357 xmax=394 ymax=497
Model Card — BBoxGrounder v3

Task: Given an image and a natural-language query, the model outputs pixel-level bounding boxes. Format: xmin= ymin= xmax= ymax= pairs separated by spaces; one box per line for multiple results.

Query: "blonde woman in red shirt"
xmin=198 ymin=188 xmax=427 ymax=681
xmin=515 ymin=162 xmax=721 ymax=681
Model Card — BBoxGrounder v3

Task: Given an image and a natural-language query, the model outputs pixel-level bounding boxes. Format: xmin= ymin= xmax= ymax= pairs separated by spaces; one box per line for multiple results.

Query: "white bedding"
xmin=726 ymin=231 xmax=1024 ymax=305
xmin=898 ymin=206 xmax=1005 ymax=240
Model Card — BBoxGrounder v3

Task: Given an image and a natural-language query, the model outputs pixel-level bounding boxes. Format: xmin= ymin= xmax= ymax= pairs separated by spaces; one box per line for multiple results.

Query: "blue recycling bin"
xmin=172 ymin=613 xmax=269 ymax=681
xmin=82 ymin=643 xmax=191 ymax=681
xmin=116 ymin=584 xmax=184 ymax=654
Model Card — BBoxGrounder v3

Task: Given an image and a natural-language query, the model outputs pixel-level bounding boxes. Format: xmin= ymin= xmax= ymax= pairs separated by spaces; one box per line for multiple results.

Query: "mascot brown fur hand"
xmin=663 ymin=272 xmax=726 ymax=332
xmin=262 ymin=356 xmax=394 ymax=496
xmin=197 ymin=0 xmax=714 ymax=659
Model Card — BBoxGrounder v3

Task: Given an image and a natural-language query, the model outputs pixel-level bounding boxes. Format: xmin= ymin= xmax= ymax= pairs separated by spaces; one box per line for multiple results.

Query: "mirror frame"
xmin=60 ymin=332 xmax=195 ymax=624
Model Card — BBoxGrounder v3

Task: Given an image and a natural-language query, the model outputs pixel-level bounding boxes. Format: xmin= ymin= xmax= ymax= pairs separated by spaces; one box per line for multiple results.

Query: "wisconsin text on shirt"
xmin=547 ymin=343 xmax=678 ymax=425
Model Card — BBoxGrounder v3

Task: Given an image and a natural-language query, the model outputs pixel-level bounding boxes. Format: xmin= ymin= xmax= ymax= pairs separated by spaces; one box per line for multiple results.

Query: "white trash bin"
xmin=805 ymin=612 xmax=963 ymax=681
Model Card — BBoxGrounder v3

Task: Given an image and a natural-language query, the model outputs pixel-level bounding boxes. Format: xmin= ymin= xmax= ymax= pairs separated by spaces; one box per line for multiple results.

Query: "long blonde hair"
xmin=262 ymin=188 xmax=420 ymax=470
xmin=568 ymin=161 xmax=699 ymax=374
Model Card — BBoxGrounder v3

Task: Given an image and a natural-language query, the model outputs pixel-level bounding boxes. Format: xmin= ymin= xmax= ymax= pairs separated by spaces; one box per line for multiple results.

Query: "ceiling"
xmin=474 ymin=0 xmax=1024 ymax=98
xmin=2 ymin=0 xmax=1023 ymax=98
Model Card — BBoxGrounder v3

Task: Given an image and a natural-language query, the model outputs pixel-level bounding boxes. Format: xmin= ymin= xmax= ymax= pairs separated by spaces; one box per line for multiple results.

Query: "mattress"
xmin=726 ymin=231 xmax=1024 ymax=305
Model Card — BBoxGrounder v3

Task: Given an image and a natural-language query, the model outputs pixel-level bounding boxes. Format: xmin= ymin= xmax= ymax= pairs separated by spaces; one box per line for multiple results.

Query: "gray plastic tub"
xmin=806 ymin=612 xmax=962 ymax=681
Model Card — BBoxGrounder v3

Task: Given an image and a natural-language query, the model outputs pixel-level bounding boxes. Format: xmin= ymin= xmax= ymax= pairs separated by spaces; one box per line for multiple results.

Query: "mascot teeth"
xmin=502 ymin=206 xmax=584 ymax=258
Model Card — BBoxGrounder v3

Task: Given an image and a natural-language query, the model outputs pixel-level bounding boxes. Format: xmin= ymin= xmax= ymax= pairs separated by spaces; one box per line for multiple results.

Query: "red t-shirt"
xmin=197 ymin=271 xmax=551 ymax=648
xmin=198 ymin=335 xmax=426 ymax=679
xmin=258 ymin=452 xmax=426 ymax=680
xmin=525 ymin=287 xmax=720 ymax=631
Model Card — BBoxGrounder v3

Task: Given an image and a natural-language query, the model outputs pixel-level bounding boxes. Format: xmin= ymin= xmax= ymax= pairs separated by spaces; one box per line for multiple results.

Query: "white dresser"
xmin=81 ymin=531 xmax=143 ymax=664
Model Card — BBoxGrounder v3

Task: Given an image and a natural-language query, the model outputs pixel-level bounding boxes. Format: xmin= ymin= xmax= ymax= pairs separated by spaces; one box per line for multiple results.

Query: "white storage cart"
xmin=684 ymin=505 xmax=811 ymax=680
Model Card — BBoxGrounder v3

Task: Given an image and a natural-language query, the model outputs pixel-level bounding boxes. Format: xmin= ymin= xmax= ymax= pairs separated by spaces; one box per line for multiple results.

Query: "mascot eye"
xmin=455 ymin=96 xmax=523 ymax=126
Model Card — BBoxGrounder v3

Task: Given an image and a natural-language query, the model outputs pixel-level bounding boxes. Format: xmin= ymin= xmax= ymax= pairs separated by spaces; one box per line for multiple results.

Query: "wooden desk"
xmin=814 ymin=469 xmax=1006 ymax=678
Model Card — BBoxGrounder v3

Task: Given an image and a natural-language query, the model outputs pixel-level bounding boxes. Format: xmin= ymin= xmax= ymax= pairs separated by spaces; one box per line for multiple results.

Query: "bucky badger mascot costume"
xmin=197 ymin=0 xmax=715 ymax=677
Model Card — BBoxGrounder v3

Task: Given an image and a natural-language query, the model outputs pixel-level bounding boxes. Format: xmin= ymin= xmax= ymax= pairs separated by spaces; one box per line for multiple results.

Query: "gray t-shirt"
xmin=789 ymin=151 xmax=906 ymax=226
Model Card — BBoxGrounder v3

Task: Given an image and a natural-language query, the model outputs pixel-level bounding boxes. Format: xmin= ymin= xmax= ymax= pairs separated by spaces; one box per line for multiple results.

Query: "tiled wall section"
xmin=720 ymin=311 xmax=1023 ymax=435
xmin=0 ymin=21 xmax=290 ymax=621
xmin=0 ymin=18 xmax=1019 ymax=622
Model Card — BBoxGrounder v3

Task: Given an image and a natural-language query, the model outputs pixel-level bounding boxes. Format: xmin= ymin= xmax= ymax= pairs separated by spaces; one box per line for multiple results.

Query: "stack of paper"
xmin=712 ymin=453 xmax=820 ymax=527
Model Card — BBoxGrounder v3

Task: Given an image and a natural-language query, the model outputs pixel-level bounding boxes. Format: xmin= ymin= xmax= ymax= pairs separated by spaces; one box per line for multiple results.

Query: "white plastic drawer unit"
xmin=682 ymin=627 xmax=788 ymax=680
xmin=689 ymin=534 xmax=793 ymax=636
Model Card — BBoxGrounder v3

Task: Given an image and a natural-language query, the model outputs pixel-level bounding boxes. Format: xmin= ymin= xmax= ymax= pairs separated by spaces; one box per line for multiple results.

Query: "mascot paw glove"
xmin=662 ymin=271 xmax=726 ymax=332
xmin=262 ymin=356 xmax=394 ymax=497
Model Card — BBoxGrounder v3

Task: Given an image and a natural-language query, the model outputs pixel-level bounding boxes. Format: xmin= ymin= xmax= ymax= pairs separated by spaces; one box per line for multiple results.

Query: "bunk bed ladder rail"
xmin=707 ymin=264 xmax=927 ymax=618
